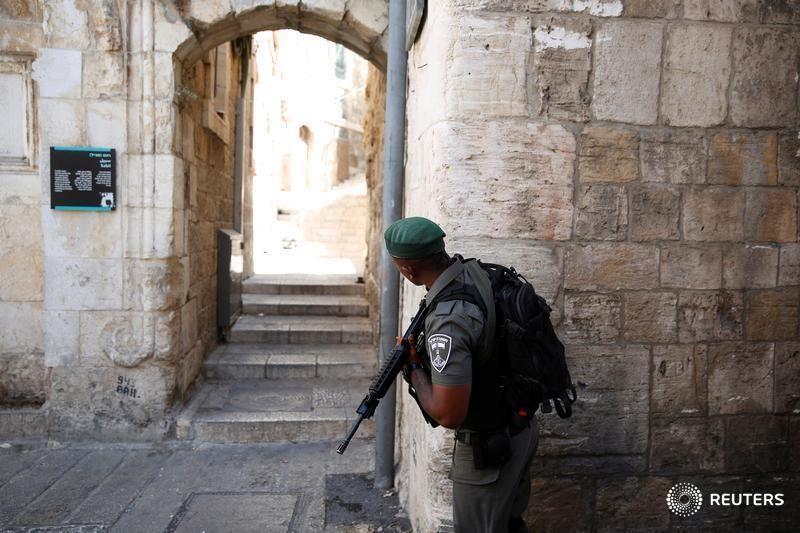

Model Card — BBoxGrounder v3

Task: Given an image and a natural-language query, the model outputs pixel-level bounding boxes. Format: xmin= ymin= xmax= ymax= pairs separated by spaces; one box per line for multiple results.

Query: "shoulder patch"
xmin=428 ymin=333 xmax=452 ymax=373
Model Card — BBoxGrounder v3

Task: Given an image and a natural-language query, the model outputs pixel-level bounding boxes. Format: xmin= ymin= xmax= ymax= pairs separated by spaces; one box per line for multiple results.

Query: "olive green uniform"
xmin=424 ymin=259 xmax=539 ymax=533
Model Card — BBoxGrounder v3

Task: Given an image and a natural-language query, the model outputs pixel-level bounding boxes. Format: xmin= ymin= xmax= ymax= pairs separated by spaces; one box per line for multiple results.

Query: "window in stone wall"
xmin=203 ymin=44 xmax=232 ymax=144
xmin=0 ymin=54 xmax=35 ymax=170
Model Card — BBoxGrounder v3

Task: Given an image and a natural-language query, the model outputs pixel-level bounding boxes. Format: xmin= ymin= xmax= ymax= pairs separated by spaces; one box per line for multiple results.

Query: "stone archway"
xmin=139 ymin=0 xmax=389 ymax=415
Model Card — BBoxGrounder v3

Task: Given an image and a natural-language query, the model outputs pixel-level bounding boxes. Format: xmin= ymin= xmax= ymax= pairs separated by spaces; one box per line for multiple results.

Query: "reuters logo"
xmin=667 ymin=483 xmax=703 ymax=517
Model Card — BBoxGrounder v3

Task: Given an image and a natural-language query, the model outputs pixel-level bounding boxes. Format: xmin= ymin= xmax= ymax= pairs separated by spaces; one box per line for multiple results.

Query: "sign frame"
xmin=50 ymin=146 xmax=117 ymax=211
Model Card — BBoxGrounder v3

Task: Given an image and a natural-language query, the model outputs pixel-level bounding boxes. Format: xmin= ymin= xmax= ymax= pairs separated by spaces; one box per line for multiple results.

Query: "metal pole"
xmin=233 ymin=37 xmax=251 ymax=233
xmin=375 ymin=0 xmax=408 ymax=490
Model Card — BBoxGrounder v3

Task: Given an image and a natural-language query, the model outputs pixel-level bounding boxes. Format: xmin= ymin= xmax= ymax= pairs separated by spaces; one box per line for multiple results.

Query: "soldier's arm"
xmin=406 ymin=362 xmax=470 ymax=429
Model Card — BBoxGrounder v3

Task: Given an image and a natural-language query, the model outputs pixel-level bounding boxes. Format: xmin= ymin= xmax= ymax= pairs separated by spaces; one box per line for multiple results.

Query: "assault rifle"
xmin=336 ymin=298 xmax=438 ymax=454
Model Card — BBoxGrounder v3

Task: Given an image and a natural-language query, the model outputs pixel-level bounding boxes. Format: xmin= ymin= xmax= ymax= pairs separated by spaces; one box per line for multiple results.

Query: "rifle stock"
xmin=336 ymin=299 xmax=437 ymax=454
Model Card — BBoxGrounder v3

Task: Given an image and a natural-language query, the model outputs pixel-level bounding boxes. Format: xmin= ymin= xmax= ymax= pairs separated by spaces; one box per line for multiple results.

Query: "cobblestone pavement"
xmin=0 ymin=439 xmax=411 ymax=533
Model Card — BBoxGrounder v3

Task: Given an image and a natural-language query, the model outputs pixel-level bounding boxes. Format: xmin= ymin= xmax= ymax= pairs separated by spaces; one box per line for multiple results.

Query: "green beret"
xmin=384 ymin=217 xmax=446 ymax=259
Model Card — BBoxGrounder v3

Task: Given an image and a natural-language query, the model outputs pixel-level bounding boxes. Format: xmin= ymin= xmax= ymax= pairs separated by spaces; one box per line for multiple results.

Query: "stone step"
xmin=176 ymin=378 xmax=374 ymax=444
xmin=229 ymin=315 xmax=373 ymax=344
xmin=204 ymin=344 xmax=378 ymax=380
xmin=243 ymin=274 xmax=364 ymax=297
xmin=242 ymin=294 xmax=369 ymax=317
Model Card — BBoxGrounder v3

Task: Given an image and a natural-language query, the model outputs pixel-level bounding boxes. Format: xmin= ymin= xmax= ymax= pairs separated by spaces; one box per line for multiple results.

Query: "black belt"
xmin=455 ymin=423 xmax=528 ymax=446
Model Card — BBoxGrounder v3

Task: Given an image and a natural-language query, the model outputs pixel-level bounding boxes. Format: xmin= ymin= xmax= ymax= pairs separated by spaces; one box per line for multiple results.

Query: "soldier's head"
xmin=384 ymin=217 xmax=451 ymax=287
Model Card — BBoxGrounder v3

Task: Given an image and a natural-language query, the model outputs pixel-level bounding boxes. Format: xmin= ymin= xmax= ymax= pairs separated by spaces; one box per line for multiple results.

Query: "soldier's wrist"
xmin=403 ymin=361 xmax=425 ymax=381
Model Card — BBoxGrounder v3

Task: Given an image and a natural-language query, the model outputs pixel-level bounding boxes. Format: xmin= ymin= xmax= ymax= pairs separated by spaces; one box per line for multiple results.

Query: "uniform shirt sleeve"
xmin=424 ymin=299 xmax=485 ymax=386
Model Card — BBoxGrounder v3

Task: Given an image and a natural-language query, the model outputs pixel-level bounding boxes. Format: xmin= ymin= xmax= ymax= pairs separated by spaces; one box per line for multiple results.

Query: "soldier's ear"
xmin=399 ymin=264 xmax=415 ymax=280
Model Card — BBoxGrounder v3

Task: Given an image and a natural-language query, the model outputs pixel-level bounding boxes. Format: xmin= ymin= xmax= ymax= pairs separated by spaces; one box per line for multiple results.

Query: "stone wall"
xmin=0 ymin=2 xmax=45 ymax=410
xmin=0 ymin=0 xmax=389 ymax=439
xmin=400 ymin=1 xmax=799 ymax=530
xmin=363 ymin=63 xmax=386 ymax=322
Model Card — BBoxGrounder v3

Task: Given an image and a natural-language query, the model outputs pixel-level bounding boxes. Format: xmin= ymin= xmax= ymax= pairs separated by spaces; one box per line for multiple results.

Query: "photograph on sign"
xmin=50 ymin=147 xmax=116 ymax=211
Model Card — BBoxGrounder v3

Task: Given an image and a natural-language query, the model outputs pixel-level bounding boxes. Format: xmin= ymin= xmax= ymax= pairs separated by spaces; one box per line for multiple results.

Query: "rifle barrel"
xmin=336 ymin=413 xmax=365 ymax=454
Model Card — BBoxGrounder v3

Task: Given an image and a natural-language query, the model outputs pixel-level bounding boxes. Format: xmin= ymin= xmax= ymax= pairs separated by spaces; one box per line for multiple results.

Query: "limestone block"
xmin=155 ymin=310 xmax=182 ymax=362
xmin=652 ymin=344 xmax=708 ymax=417
xmin=539 ymin=345 xmax=649 ymax=455
xmin=180 ymin=297 xmax=199 ymax=353
xmin=44 ymin=310 xmax=79 ymax=366
xmin=562 ymin=293 xmax=621 ymax=343
xmin=578 ymin=126 xmax=638 ymax=182
xmin=592 ymin=20 xmax=662 ymax=125
xmin=83 ymin=52 xmax=124 ymax=98
xmin=181 ymin=0 xmax=234 ymax=27
xmin=155 ymin=100 xmax=176 ymax=154
xmin=42 ymin=209 xmax=122 ymax=258
xmin=0 ymin=173 xmax=38 ymax=206
xmin=154 ymin=1 xmax=195 ymax=53
xmin=779 ymin=244 xmax=800 ymax=286
xmin=525 ymin=479 xmax=591 ymax=533
xmin=38 ymin=98 xmax=86 ymax=147
xmin=731 ymin=28 xmax=800 ymax=128
xmin=725 ymin=416 xmax=789 ymax=473
xmin=154 ymin=53 xmax=176 ymax=100
xmin=0 ymin=302 xmax=43 ymax=354
xmin=678 ymin=291 xmax=743 ymax=343
xmin=47 ymin=365 xmax=174 ymax=439
xmin=760 ymin=1 xmax=800 ymax=24
xmin=0 ymin=353 xmax=45 ymax=405
xmin=44 ymin=257 xmax=123 ymax=311
xmin=344 ymin=0 xmax=389 ymax=38
xmin=661 ymin=24 xmax=731 ymax=127
xmin=683 ymin=0 xmax=756 ymax=22
xmin=595 ymin=477 xmax=671 ymax=529
xmin=154 ymin=155 xmax=186 ymax=209
xmin=0 ymin=204 xmax=44 ymax=302
xmin=709 ymin=132 xmax=778 ymax=186
xmin=300 ymin=0 xmax=347 ymax=20
xmin=747 ymin=288 xmax=800 ymax=341
xmin=722 ymin=245 xmax=778 ymax=289
xmin=661 ymin=244 xmax=723 ymax=289
xmin=529 ymin=17 xmax=592 ymax=121
xmin=446 ymin=14 xmax=529 ymax=118
xmin=565 ymin=243 xmax=658 ymax=290
xmin=779 ymin=132 xmax=800 ymax=187
xmin=708 ymin=341 xmax=773 ymax=414
xmin=79 ymin=311 xmax=155 ymax=367
xmin=44 ymin=0 xmax=90 ymax=49
xmin=0 ymin=203 xmax=39 ymax=250
xmin=744 ymin=188 xmax=798 ymax=243
xmin=433 ymin=121 xmax=575 ymax=241
xmin=629 ymin=183 xmax=680 ymax=241
xmin=574 ymin=184 xmax=627 ymax=240
xmin=124 ymin=259 xmax=185 ymax=312
xmin=640 ymin=130 xmax=705 ymax=184
xmin=87 ymin=99 xmax=127 ymax=152
xmin=0 ymin=19 xmax=45 ymax=52
xmin=0 ymin=248 xmax=43 ymax=301
xmin=124 ymin=207 xmax=182 ymax=259
xmin=682 ymin=187 xmax=744 ymax=242
xmin=623 ymin=292 xmax=677 ymax=343
xmin=0 ymin=0 xmax=39 ymax=20
xmin=32 ymin=48 xmax=81 ymax=98
xmin=446 ymin=238 xmax=564 ymax=305
xmin=87 ymin=0 xmax=123 ymax=51
xmin=649 ymin=417 xmax=724 ymax=474
xmin=623 ymin=0 xmax=680 ymax=17
xmin=775 ymin=342 xmax=800 ymax=414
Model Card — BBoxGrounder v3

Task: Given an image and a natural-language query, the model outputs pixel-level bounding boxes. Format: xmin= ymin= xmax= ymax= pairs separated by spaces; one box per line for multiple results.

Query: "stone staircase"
xmin=177 ymin=274 xmax=377 ymax=443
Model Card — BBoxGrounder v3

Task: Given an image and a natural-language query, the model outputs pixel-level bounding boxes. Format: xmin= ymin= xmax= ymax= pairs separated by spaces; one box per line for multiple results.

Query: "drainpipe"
xmin=375 ymin=0 xmax=408 ymax=490
xmin=233 ymin=37 xmax=251 ymax=233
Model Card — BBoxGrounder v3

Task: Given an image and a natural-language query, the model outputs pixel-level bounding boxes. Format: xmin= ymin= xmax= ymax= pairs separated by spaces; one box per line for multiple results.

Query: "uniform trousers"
xmin=450 ymin=419 xmax=539 ymax=533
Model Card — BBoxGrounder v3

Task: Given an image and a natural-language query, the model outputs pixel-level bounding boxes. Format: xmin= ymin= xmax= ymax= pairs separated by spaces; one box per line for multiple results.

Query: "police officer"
xmin=384 ymin=216 xmax=539 ymax=533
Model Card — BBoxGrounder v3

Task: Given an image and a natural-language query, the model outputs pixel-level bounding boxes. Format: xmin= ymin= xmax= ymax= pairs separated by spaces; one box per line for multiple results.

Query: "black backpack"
xmin=430 ymin=258 xmax=577 ymax=429
xmin=481 ymin=262 xmax=577 ymax=427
